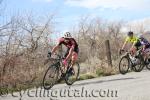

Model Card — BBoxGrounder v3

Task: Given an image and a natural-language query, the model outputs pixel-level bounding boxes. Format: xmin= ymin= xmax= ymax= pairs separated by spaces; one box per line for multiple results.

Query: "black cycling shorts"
xmin=64 ymin=47 xmax=79 ymax=58
xmin=134 ymin=41 xmax=142 ymax=49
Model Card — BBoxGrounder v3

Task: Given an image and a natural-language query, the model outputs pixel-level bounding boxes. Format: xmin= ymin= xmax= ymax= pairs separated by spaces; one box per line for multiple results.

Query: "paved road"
xmin=1 ymin=70 xmax=150 ymax=100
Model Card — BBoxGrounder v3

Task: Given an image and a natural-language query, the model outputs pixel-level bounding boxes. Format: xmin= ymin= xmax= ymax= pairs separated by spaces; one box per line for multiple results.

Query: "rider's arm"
xmin=65 ymin=39 xmax=76 ymax=60
xmin=51 ymin=44 xmax=60 ymax=54
xmin=130 ymin=42 xmax=136 ymax=50
xmin=51 ymin=38 xmax=64 ymax=54
xmin=122 ymin=41 xmax=127 ymax=50
xmin=143 ymin=45 xmax=146 ymax=51
xmin=66 ymin=39 xmax=76 ymax=60
xmin=141 ymin=41 xmax=146 ymax=51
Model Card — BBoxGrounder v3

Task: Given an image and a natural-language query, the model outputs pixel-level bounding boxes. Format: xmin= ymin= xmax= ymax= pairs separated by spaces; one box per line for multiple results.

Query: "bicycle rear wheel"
xmin=146 ymin=64 xmax=150 ymax=70
xmin=119 ymin=56 xmax=130 ymax=75
xmin=133 ymin=56 xmax=145 ymax=72
xmin=65 ymin=62 xmax=80 ymax=85
xmin=43 ymin=64 xmax=59 ymax=90
xmin=133 ymin=64 xmax=144 ymax=72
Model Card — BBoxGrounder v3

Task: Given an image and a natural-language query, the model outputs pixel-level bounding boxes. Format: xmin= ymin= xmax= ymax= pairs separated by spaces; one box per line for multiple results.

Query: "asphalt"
xmin=1 ymin=70 xmax=150 ymax=100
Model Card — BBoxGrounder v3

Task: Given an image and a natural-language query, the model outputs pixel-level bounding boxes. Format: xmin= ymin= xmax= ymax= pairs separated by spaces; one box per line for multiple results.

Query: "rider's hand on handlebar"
xmin=119 ymin=49 xmax=125 ymax=55
xmin=62 ymin=59 xmax=68 ymax=66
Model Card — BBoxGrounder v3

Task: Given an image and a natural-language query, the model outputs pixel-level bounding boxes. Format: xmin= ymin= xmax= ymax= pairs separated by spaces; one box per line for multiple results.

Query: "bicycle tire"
xmin=146 ymin=64 xmax=150 ymax=70
xmin=133 ymin=56 xmax=145 ymax=72
xmin=42 ymin=64 xmax=59 ymax=90
xmin=119 ymin=56 xmax=130 ymax=75
xmin=65 ymin=62 xmax=80 ymax=85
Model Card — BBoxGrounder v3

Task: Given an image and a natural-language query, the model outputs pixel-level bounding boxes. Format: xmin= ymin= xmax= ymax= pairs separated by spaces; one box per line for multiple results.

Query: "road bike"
xmin=42 ymin=54 xmax=80 ymax=90
xmin=119 ymin=49 xmax=145 ymax=74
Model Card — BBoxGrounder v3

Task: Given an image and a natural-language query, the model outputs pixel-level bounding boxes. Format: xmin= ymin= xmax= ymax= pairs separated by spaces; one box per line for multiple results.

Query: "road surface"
xmin=1 ymin=70 xmax=150 ymax=100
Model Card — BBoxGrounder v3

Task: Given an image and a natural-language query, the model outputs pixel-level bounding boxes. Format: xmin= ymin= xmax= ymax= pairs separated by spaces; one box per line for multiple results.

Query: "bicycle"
xmin=140 ymin=50 xmax=150 ymax=70
xmin=119 ymin=49 xmax=145 ymax=75
xmin=42 ymin=54 xmax=80 ymax=90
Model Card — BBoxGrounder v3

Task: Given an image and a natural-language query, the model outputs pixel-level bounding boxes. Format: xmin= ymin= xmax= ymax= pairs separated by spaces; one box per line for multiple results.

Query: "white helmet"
xmin=64 ymin=32 xmax=72 ymax=38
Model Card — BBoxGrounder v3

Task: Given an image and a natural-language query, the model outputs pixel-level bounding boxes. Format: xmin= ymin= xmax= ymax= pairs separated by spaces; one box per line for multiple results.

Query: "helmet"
xmin=127 ymin=31 xmax=133 ymax=36
xmin=64 ymin=32 xmax=72 ymax=38
xmin=138 ymin=35 xmax=144 ymax=40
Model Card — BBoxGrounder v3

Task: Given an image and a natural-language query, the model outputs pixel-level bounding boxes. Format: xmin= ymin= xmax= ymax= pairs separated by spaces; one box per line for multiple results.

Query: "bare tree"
xmin=0 ymin=12 xmax=55 ymax=88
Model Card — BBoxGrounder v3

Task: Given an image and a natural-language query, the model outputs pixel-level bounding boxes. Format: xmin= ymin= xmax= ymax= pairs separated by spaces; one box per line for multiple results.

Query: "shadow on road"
xmin=72 ymin=77 xmax=137 ymax=87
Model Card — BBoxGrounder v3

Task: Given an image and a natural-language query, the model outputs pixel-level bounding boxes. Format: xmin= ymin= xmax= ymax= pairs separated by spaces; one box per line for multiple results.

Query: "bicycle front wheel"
xmin=65 ymin=62 xmax=80 ymax=85
xmin=119 ymin=56 xmax=130 ymax=75
xmin=42 ymin=64 xmax=59 ymax=90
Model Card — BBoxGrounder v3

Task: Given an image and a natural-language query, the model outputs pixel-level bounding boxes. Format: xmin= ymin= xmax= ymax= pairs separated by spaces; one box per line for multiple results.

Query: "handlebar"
xmin=48 ymin=53 xmax=63 ymax=60
xmin=119 ymin=48 xmax=143 ymax=56
xmin=44 ymin=53 xmax=63 ymax=65
xmin=119 ymin=49 xmax=128 ymax=55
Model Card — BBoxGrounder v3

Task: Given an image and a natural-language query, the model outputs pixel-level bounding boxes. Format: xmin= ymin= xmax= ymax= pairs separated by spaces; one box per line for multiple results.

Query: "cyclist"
xmin=48 ymin=32 xmax=79 ymax=74
xmin=121 ymin=31 xmax=141 ymax=55
xmin=138 ymin=35 xmax=150 ymax=63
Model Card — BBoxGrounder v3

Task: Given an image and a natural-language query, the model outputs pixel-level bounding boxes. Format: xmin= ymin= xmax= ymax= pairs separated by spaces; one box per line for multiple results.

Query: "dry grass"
xmin=0 ymin=16 xmax=124 ymax=92
xmin=80 ymin=56 xmax=119 ymax=78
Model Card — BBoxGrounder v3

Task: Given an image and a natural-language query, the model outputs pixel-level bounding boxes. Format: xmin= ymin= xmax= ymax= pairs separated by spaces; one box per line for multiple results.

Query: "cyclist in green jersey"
xmin=121 ymin=31 xmax=141 ymax=54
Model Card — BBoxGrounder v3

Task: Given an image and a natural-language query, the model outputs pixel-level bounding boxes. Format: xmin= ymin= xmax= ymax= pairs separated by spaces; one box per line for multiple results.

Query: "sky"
xmin=1 ymin=0 xmax=150 ymax=34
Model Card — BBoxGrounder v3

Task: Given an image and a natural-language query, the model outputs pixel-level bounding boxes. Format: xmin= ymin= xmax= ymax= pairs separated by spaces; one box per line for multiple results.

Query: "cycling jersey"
xmin=125 ymin=36 xmax=141 ymax=50
xmin=58 ymin=37 xmax=79 ymax=54
xmin=125 ymin=36 xmax=139 ymax=43
xmin=140 ymin=38 xmax=150 ymax=49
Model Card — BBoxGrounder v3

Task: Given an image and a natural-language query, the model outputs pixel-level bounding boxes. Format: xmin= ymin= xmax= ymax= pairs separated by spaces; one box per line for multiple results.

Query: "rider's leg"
xmin=130 ymin=47 xmax=137 ymax=57
xmin=70 ymin=47 xmax=79 ymax=68
xmin=63 ymin=49 xmax=70 ymax=72
xmin=133 ymin=41 xmax=141 ymax=56
xmin=71 ymin=52 xmax=78 ymax=67
xmin=69 ymin=52 xmax=78 ymax=74
xmin=143 ymin=48 xmax=150 ymax=63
